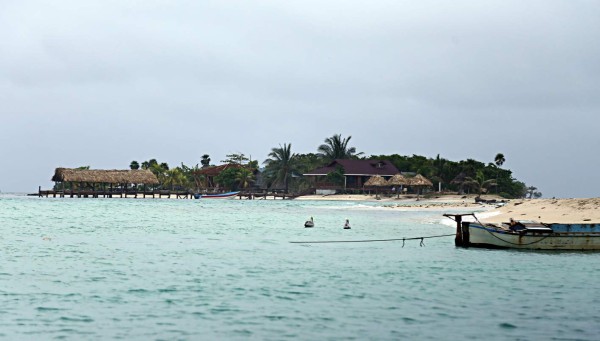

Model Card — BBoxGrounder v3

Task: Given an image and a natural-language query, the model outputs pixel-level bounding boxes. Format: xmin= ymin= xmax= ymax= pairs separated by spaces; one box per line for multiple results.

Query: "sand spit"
xmin=297 ymin=194 xmax=600 ymax=224
xmin=296 ymin=194 xmax=502 ymax=211
xmin=481 ymin=198 xmax=600 ymax=224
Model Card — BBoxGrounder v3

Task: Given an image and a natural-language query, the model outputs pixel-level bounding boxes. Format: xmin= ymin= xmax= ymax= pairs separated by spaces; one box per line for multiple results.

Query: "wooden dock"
xmin=35 ymin=187 xmax=315 ymax=200
xmin=35 ymin=187 xmax=195 ymax=199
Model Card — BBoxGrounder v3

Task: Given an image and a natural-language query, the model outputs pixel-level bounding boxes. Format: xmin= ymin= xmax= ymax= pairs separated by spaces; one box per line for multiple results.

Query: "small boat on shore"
xmin=194 ymin=191 xmax=240 ymax=199
xmin=444 ymin=213 xmax=600 ymax=250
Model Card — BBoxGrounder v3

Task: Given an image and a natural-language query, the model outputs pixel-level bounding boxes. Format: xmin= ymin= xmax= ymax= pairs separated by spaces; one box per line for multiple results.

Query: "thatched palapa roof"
xmin=364 ymin=175 xmax=387 ymax=187
xmin=451 ymin=172 xmax=468 ymax=184
xmin=387 ymin=173 xmax=409 ymax=186
xmin=52 ymin=168 xmax=159 ymax=184
xmin=408 ymin=174 xmax=433 ymax=187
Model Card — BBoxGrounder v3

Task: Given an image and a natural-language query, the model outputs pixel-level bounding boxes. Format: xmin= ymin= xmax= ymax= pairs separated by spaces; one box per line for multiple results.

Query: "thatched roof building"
xmin=364 ymin=175 xmax=388 ymax=187
xmin=387 ymin=173 xmax=409 ymax=186
xmin=52 ymin=168 xmax=159 ymax=184
xmin=408 ymin=174 xmax=433 ymax=187
xmin=451 ymin=172 xmax=468 ymax=185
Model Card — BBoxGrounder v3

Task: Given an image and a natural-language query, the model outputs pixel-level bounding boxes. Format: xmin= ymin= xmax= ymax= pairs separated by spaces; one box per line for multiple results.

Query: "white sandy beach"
xmin=480 ymin=198 xmax=600 ymax=224
xmin=296 ymin=193 xmax=499 ymax=210
xmin=296 ymin=194 xmax=600 ymax=224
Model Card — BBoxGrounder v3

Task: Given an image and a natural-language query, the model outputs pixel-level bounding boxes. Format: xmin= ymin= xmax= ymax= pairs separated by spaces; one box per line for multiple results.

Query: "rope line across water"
xmin=289 ymin=234 xmax=455 ymax=245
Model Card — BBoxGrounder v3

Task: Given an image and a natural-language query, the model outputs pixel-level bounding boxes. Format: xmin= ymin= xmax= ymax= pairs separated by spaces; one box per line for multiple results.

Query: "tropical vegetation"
xmin=120 ymin=133 xmax=534 ymax=198
xmin=262 ymin=143 xmax=296 ymax=193
xmin=317 ymin=134 xmax=363 ymax=161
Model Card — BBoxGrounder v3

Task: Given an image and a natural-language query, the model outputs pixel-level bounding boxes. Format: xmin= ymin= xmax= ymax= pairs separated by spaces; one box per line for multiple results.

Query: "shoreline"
xmin=479 ymin=198 xmax=600 ymax=224
xmin=10 ymin=192 xmax=600 ymax=224
xmin=296 ymin=194 xmax=600 ymax=224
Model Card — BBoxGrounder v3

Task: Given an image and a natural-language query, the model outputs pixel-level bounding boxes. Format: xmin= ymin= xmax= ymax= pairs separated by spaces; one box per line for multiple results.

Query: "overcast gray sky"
xmin=1 ymin=0 xmax=599 ymax=197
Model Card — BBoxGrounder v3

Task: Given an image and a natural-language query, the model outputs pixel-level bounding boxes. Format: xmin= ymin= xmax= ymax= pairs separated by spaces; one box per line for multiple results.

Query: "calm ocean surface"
xmin=1 ymin=194 xmax=599 ymax=340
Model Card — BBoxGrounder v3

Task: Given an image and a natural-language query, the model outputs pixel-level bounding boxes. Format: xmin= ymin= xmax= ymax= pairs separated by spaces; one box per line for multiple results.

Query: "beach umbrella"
xmin=409 ymin=174 xmax=433 ymax=187
xmin=365 ymin=175 xmax=387 ymax=186
xmin=387 ymin=173 xmax=409 ymax=198
xmin=408 ymin=174 xmax=433 ymax=200
xmin=365 ymin=175 xmax=387 ymax=199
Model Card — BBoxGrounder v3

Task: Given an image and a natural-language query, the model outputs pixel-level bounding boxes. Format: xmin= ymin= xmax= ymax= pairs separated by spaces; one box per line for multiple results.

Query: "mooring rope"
xmin=485 ymin=229 xmax=553 ymax=246
xmin=289 ymin=234 xmax=455 ymax=245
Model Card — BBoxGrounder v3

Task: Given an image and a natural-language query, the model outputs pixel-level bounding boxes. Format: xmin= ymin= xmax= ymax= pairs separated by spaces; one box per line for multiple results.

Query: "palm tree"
xmin=201 ymin=154 xmax=211 ymax=168
xmin=141 ymin=159 xmax=158 ymax=170
xmin=263 ymin=143 xmax=296 ymax=193
xmin=148 ymin=163 xmax=168 ymax=187
xmin=527 ymin=186 xmax=542 ymax=199
xmin=130 ymin=161 xmax=140 ymax=170
xmin=235 ymin=168 xmax=255 ymax=189
xmin=181 ymin=163 xmax=205 ymax=193
xmin=494 ymin=153 xmax=506 ymax=167
xmin=317 ymin=134 xmax=363 ymax=161
xmin=494 ymin=153 xmax=505 ymax=193
xmin=464 ymin=170 xmax=497 ymax=198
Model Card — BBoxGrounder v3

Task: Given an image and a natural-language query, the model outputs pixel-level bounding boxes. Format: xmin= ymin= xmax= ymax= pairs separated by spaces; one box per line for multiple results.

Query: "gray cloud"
xmin=1 ymin=0 xmax=599 ymax=197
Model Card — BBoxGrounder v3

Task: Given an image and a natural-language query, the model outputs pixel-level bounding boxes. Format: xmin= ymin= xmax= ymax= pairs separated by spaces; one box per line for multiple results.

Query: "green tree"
xmin=493 ymin=153 xmax=506 ymax=193
xmin=235 ymin=168 xmax=255 ymax=189
xmin=201 ymin=154 xmax=211 ymax=168
xmin=263 ymin=143 xmax=296 ymax=193
xmin=370 ymin=153 xmax=525 ymax=198
xmin=494 ymin=153 xmax=506 ymax=167
xmin=221 ymin=153 xmax=249 ymax=165
xmin=247 ymin=160 xmax=259 ymax=171
xmin=129 ymin=161 xmax=140 ymax=170
xmin=326 ymin=166 xmax=346 ymax=186
xmin=141 ymin=159 xmax=158 ymax=170
xmin=214 ymin=168 xmax=240 ymax=191
xmin=295 ymin=153 xmax=324 ymax=173
xmin=288 ymin=153 xmax=325 ymax=193
xmin=464 ymin=170 xmax=497 ymax=198
xmin=527 ymin=186 xmax=542 ymax=199
xmin=317 ymin=134 xmax=363 ymax=161
xmin=181 ymin=163 xmax=205 ymax=192
xmin=140 ymin=159 xmax=169 ymax=187
xmin=163 ymin=168 xmax=188 ymax=190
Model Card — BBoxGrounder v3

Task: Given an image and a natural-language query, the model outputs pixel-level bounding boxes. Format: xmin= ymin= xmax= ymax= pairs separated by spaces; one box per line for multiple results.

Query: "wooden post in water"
xmin=454 ymin=215 xmax=463 ymax=247
xmin=444 ymin=214 xmax=471 ymax=248
xmin=460 ymin=222 xmax=470 ymax=248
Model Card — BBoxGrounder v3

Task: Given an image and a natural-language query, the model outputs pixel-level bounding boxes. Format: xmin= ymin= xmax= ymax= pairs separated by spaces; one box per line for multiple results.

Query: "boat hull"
xmin=195 ymin=191 xmax=240 ymax=199
xmin=467 ymin=223 xmax=600 ymax=250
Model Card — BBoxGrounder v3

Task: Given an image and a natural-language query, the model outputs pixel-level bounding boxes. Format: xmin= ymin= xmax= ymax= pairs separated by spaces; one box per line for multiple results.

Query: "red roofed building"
xmin=303 ymin=159 xmax=400 ymax=192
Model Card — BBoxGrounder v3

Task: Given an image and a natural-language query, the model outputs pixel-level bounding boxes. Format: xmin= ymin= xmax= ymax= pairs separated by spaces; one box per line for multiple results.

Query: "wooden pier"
xmin=36 ymin=187 xmax=195 ymax=199
xmin=35 ymin=188 xmax=313 ymax=200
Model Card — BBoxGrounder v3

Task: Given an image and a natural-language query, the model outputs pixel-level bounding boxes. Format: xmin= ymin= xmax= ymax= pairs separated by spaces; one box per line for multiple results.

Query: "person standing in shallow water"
xmin=344 ymin=219 xmax=351 ymax=229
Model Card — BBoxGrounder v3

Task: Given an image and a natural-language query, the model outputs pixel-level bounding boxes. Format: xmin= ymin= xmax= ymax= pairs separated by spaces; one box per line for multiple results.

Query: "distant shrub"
xmin=498 ymin=192 xmax=513 ymax=199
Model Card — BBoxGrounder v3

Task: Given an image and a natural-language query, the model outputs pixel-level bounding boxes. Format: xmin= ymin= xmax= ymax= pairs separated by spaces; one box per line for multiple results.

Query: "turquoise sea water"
xmin=1 ymin=194 xmax=599 ymax=340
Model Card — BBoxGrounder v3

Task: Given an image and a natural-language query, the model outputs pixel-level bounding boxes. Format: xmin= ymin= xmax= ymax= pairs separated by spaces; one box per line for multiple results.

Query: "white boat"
xmin=194 ymin=191 xmax=240 ymax=199
xmin=444 ymin=213 xmax=600 ymax=250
